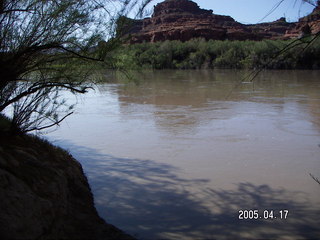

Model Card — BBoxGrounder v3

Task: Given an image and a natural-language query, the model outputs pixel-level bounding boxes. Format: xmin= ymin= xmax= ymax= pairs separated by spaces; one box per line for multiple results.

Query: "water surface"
xmin=47 ymin=70 xmax=320 ymax=239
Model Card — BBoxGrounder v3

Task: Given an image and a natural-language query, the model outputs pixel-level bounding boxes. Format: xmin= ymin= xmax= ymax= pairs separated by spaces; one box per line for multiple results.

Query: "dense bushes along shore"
xmin=114 ymin=38 xmax=320 ymax=70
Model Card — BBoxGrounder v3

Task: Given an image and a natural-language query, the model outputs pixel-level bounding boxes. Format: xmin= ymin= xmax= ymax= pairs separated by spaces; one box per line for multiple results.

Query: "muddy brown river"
xmin=47 ymin=70 xmax=320 ymax=239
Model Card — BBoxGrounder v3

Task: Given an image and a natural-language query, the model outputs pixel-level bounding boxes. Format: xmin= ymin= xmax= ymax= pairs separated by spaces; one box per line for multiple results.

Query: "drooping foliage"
xmin=0 ymin=0 xmax=151 ymax=133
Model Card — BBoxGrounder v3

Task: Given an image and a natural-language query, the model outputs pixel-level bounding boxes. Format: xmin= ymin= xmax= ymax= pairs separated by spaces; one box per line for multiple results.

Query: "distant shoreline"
xmin=113 ymin=38 xmax=320 ymax=70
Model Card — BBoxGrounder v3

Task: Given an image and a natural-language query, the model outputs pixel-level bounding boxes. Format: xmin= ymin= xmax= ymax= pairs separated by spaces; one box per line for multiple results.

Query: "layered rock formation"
xmin=0 ymin=132 xmax=134 ymax=240
xmin=284 ymin=1 xmax=320 ymax=38
xmin=119 ymin=0 xmax=320 ymax=43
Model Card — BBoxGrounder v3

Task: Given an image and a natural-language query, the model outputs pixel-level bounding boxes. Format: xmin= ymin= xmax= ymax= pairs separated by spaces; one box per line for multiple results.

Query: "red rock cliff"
xmin=119 ymin=0 xmax=320 ymax=43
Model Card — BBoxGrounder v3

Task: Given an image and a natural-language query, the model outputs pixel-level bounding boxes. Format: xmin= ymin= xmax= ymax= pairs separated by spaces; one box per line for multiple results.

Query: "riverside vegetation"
xmin=0 ymin=0 xmax=148 ymax=239
xmin=114 ymin=38 xmax=320 ymax=70
xmin=1 ymin=0 xmax=319 ymax=238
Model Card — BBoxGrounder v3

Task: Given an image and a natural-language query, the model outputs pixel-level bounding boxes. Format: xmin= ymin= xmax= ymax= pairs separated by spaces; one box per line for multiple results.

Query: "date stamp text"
xmin=238 ymin=210 xmax=289 ymax=220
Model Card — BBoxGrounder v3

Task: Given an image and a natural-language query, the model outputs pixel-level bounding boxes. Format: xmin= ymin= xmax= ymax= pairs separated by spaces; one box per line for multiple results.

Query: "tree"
xmin=0 ymin=0 xmax=151 ymax=133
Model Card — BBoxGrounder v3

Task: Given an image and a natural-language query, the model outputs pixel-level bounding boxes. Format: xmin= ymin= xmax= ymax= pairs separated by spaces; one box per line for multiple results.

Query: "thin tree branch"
xmin=0 ymin=83 xmax=88 ymax=112
xmin=57 ymin=45 xmax=105 ymax=62
xmin=310 ymin=173 xmax=320 ymax=185
xmin=0 ymin=9 xmax=35 ymax=14
xmin=25 ymin=111 xmax=73 ymax=132
xmin=226 ymin=32 xmax=320 ymax=99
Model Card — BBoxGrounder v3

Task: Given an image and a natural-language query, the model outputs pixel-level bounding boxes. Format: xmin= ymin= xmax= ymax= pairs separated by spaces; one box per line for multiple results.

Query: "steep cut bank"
xmin=0 ymin=128 xmax=134 ymax=240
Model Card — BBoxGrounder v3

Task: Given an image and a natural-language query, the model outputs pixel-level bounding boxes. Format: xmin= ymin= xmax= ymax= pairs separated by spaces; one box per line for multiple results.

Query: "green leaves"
xmin=113 ymin=38 xmax=320 ymax=70
xmin=0 ymin=0 xmax=153 ymax=133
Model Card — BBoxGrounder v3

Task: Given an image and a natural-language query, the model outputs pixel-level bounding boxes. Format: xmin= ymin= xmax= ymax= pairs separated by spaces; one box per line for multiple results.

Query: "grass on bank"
xmin=0 ymin=113 xmax=70 ymax=165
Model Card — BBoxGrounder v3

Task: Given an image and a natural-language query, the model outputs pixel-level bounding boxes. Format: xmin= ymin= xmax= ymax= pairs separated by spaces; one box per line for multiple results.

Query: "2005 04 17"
xmin=238 ymin=210 xmax=289 ymax=220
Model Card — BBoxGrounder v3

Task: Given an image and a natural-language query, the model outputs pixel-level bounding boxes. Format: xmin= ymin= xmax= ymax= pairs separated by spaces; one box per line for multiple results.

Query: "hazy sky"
xmin=146 ymin=0 xmax=315 ymax=24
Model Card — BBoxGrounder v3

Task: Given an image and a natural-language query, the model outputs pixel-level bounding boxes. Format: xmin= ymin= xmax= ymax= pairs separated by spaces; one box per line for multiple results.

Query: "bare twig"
xmin=310 ymin=173 xmax=320 ymax=185
xmin=26 ymin=112 xmax=73 ymax=132
xmin=226 ymin=32 xmax=320 ymax=99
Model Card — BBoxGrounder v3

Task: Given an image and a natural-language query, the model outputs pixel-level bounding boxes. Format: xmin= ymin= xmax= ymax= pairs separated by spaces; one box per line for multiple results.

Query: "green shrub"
xmin=111 ymin=38 xmax=320 ymax=70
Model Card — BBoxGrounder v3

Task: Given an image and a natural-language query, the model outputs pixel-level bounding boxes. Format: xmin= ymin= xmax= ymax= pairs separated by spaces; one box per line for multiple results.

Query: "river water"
xmin=47 ymin=70 xmax=320 ymax=239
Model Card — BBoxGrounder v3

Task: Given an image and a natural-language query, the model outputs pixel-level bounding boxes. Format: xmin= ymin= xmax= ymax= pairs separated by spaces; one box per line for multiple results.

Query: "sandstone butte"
xmin=118 ymin=0 xmax=320 ymax=43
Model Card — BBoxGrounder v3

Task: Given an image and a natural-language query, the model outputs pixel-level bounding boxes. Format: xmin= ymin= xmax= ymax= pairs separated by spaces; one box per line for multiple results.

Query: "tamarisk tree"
xmin=0 ymin=0 xmax=151 ymax=133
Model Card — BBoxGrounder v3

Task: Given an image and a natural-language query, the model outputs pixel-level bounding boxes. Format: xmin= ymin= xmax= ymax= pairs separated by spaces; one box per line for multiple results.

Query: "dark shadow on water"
xmin=55 ymin=140 xmax=320 ymax=240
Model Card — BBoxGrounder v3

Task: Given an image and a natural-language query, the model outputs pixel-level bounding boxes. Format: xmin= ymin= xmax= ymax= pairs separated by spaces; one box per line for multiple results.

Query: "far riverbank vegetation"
xmin=113 ymin=38 xmax=320 ymax=70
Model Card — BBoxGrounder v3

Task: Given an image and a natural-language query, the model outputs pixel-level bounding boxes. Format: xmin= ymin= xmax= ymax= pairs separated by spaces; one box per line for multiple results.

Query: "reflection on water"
xmin=47 ymin=70 xmax=320 ymax=239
